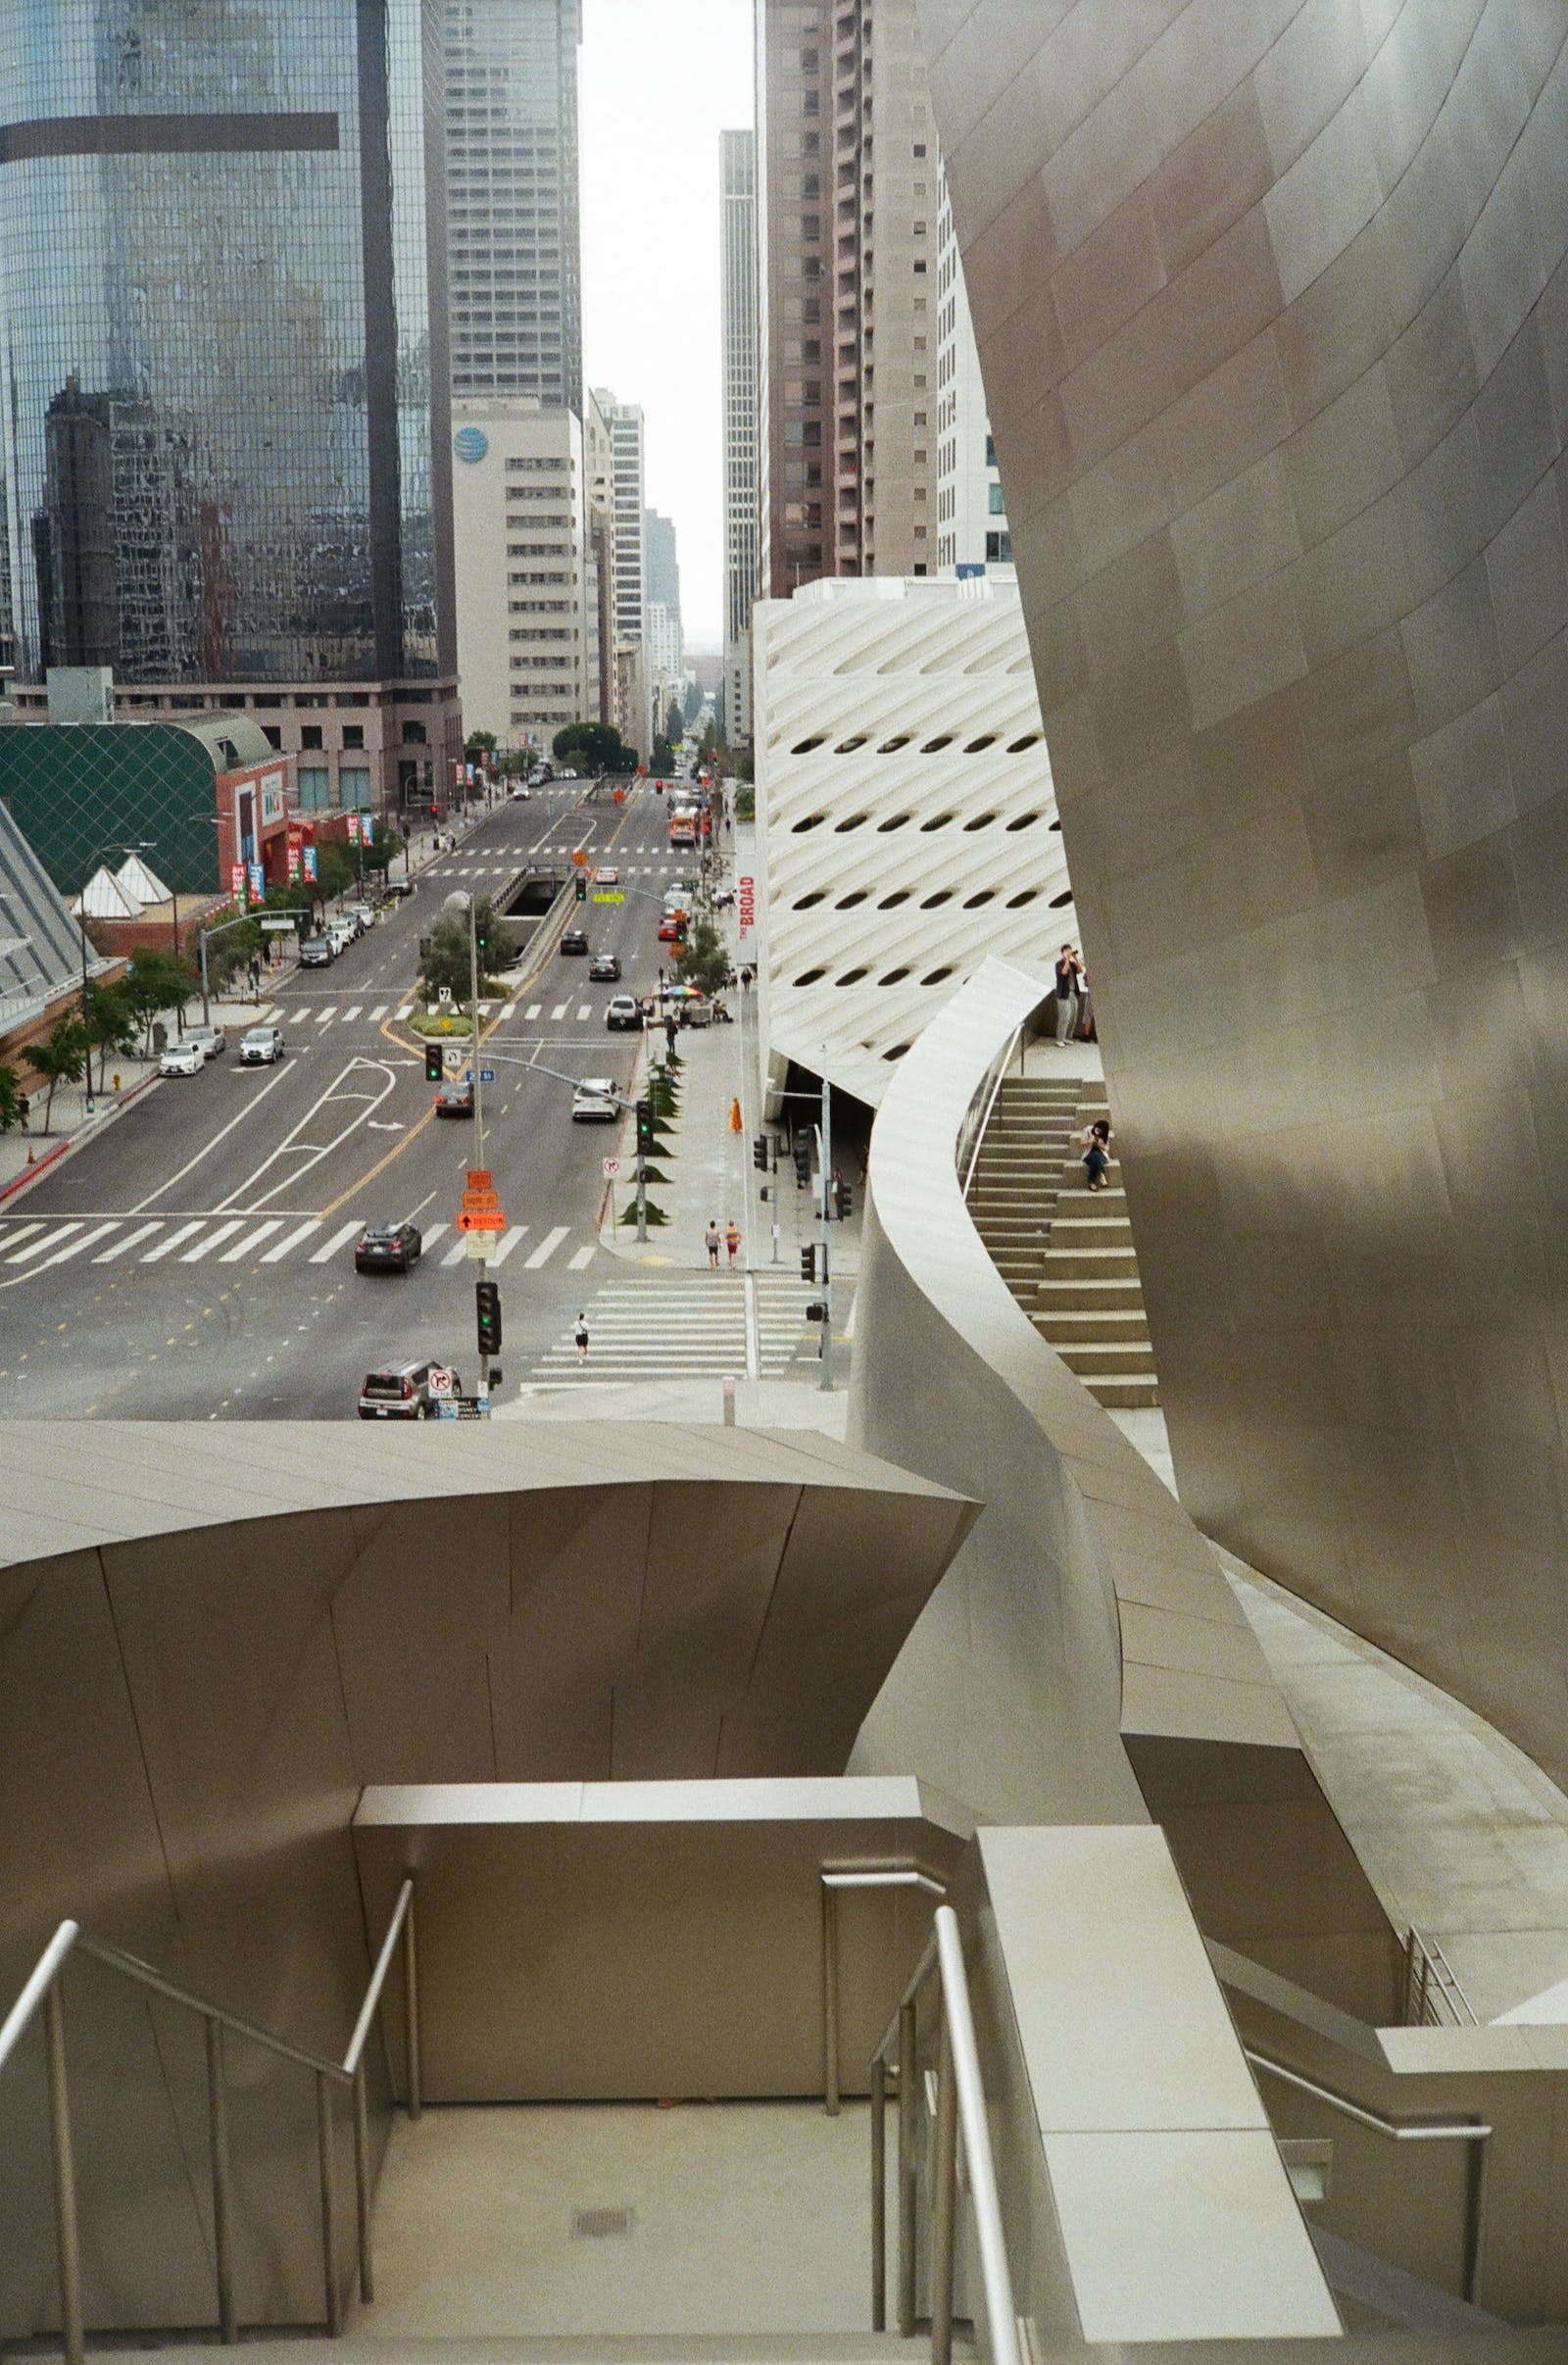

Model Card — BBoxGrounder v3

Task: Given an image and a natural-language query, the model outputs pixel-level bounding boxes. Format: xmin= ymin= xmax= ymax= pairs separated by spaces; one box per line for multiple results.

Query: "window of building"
xmin=986 ymin=530 xmax=1012 ymax=562
xmin=988 ymin=482 xmax=1005 ymax=515
xmin=297 ymin=765 xmax=330 ymax=812
xmin=262 ymin=726 xmax=282 ymax=752
xmin=301 ymin=724 xmax=323 ymax=750
xmin=985 ymin=433 xmax=997 ymax=467
xmin=342 ymin=724 xmax=366 ymax=750
xmin=341 ymin=767 xmax=372 ymax=811
xmin=402 ymin=720 xmax=428 ymax=745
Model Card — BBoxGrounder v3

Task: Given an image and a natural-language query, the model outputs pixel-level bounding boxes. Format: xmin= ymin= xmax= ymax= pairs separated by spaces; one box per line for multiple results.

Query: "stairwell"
xmin=965 ymin=1076 xmax=1158 ymax=1411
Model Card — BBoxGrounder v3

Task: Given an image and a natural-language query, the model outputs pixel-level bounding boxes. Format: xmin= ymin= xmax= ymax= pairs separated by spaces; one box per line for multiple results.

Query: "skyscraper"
xmin=591 ymin=387 xmax=649 ymax=740
xmin=0 ymin=0 xmax=460 ymax=819
xmin=720 ymin=127 xmax=758 ymax=737
xmin=442 ymin=0 xmax=583 ymax=411
xmin=934 ymin=162 xmax=1008 ymax=573
xmin=643 ymin=507 xmax=683 ymax=687
xmin=756 ymin=0 xmax=938 ymax=597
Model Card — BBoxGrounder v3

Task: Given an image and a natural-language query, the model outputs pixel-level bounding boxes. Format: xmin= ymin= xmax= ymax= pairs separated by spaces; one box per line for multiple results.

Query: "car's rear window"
xmin=362 ymin=1371 xmax=408 ymax=1397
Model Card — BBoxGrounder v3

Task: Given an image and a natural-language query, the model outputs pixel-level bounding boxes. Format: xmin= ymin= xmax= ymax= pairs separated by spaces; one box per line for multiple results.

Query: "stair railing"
xmin=956 ymin=1022 xmax=1024 ymax=1202
xmin=1402 ymin=1925 xmax=1477 ymax=2028
xmin=820 ymin=1861 xmax=948 ymax=2116
xmin=0 ymin=1877 xmax=419 ymax=2363
xmin=868 ymin=1902 xmax=1022 ymax=2365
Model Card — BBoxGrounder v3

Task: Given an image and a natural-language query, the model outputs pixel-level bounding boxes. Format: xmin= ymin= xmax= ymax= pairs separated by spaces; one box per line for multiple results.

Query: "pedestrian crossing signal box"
xmin=424 ymin=1044 xmax=443 ymax=1081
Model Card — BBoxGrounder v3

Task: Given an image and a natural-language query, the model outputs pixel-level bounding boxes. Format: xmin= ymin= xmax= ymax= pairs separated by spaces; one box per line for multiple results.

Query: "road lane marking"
xmin=489 ymin=1225 xmax=529 ymax=1266
xmin=568 ymin=1245 xmax=595 ymax=1270
xmin=369 ymin=1005 xmax=388 ymax=1019
xmin=181 ymin=1220 xmax=248 ymax=1262
xmin=310 ymin=1220 xmax=363 ymax=1264
xmin=0 ymin=1221 xmax=45 ymax=1251
xmin=218 ymin=1058 xmax=399 ymax=1209
xmin=128 ymin=1061 xmax=292 ymax=1212
xmin=262 ymin=1220 xmax=322 ymax=1262
xmin=526 ymin=1004 xmax=541 ymax=1019
xmin=396 ymin=1005 xmax=413 ymax=1020
xmin=440 ymin=1238 xmax=469 ymax=1267
xmin=420 ymin=1221 xmax=449 ymax=1251
xmin=342 ymin=1005 xmax=363 ymax=1021
xmin=551 ymin=1002 xmax=567 ymax=1019
xmin=523 ymin=1225 xmax=568 ymax=1269
xmin=576 ymin=1004 xmax=591 ymax=1021
xmin=315 ymin=1008 xmax=335 ymax=1023
xmin=32 ymin=1221 xmax=120 ymax=1271
xmin=142 ymin=1221 xmax=205 ymax=1262
xmin=220 ymin=1219 xmax=283 ymax=1261
xmin=94 ymin=1221 xmax=163 ymax=1262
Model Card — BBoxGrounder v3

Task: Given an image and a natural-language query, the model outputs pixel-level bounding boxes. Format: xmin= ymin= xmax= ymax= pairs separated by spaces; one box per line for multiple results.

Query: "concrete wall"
xmin=915 ymin=1 xmax=1568 ymax=1798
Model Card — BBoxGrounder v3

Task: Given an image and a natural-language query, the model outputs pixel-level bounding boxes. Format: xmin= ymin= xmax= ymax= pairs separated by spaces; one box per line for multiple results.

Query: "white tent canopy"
xmin=73 ymin=865 xmax=142 ymax=921
xmin=116 ymin=853 xmax=171 ymax=905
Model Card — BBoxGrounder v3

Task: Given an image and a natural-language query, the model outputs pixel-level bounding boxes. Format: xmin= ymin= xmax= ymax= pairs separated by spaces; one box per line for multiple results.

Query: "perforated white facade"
xmin=755 ymin=576 xmax=1074 ymax=1104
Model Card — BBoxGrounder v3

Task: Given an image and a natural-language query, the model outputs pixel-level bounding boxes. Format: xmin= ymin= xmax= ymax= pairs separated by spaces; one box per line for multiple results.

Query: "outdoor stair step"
xmin=1032 ymin=1280 xmax=1148 ymax=1312
xmin=1049 ymin=1218 xmax=1135 ymax=1247
xmin=1053 ymin=1341 xmax=1158 ymax=1377
xmin=1039 ymin=1311 xmax=1152 ymax=1343
xmin=1041 ymin=1249 xmax=1140 ymax=1280
xmin=1086 ymin=1374 xmax=1161 ymax=1408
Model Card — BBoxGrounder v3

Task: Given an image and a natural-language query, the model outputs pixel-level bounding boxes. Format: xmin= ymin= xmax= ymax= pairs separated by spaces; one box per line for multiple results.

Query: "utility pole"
xmin=465 ymin=893 xmax=490 ymax=1404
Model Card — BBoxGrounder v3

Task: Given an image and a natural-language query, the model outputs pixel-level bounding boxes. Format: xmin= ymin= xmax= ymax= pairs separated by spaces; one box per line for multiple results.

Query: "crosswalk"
xmin=265 ymin=996 xmax=609 ymax=1034
xmin=532 ymin=1270 xmax=817 ymax=1382
xmin=0 ymin=1213 xmax=597 ymax=1278
xmin=440 ymin=858 xmax=674 ymax=877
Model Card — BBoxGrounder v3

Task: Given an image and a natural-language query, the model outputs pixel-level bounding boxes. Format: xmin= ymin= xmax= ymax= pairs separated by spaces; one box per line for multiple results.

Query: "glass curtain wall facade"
xmin=442 ymin=0 xmax=582 ymax=411
xmin=0 ymin=0 xmax=453 ymax=689
xmin=720 ymin=127 xmax=757 ymax=651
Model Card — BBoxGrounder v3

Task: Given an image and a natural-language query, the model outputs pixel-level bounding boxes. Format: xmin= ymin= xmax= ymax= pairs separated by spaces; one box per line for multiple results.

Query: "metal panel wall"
xmin=918 ymin=1 xmax=1568 ymax=1789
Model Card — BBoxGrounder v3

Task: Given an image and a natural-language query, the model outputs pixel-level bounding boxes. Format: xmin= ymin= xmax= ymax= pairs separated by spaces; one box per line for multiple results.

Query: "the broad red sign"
xmin=738 ymin=873 xmax=755 ymax=941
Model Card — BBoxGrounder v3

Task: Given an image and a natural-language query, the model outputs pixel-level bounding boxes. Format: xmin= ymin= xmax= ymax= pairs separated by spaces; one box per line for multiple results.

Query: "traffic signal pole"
xmin=468 ymin=895 xmax=490 ymax=1403
xmin=818 ymin=1079 xmax=832 ymax=1393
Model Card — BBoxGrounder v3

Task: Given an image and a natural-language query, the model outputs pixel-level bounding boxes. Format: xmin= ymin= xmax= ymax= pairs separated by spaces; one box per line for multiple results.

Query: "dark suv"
xmin=355 ymin=1220 xmax=422 ymax=1273
xmin=358 ymin=1358 xmax=461 ymax=1418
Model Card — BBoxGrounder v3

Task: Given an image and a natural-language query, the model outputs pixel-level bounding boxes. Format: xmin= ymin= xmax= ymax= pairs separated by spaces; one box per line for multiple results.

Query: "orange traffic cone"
xmin=729 ymin=1096 xmax=742 ymax=1133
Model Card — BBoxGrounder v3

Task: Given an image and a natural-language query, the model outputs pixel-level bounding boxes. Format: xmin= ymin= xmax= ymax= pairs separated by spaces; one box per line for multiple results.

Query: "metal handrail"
xmin=0 ymin=1877 xmax=419 ymax=2362
xmin=820 ymin=1863 xmax=947 ymax=2116
xmin=957 ymin=1021 xmax=1023 ymax=1202
xmin=867 ymin=1903 xmax=1023 ymax=2365
xmin=1404 ymin=1924 xmax=1477 ymax=2028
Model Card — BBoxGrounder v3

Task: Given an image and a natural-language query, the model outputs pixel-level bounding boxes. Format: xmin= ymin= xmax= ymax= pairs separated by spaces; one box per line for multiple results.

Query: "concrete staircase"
xmin=966 ymin=1076 xmax=1158 ymax=1411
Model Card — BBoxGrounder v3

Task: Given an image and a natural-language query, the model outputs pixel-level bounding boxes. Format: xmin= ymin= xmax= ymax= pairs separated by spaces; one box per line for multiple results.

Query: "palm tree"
xmin=26 ymin=1015 xmax=89 ymax=1133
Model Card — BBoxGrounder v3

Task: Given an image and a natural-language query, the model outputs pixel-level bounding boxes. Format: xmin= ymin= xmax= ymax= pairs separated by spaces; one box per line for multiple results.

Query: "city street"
xmin=0 ymin=783 xmax=690 ymax=1420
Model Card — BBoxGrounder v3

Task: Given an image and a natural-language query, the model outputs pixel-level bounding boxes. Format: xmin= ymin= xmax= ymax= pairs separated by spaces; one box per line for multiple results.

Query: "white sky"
xmin=579 ymin=0 xmax=755 ymax=653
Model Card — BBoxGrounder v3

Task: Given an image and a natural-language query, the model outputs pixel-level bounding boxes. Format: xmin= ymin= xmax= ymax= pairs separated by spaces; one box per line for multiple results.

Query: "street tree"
xmin=552 ymin=719 xmax=630 ymax=774
xmin=673 ymin=915 xmax=729 ymax=1000
xmin=27 ymin=1014 xmax=89 ymax=1132
xmin=81 ymin=978 xmax=138 ymax=1089
xmin=0 ymin=1062 xmax=21 ymax=1134
xmin=682 ymin=678 xmax=703 ymax=726
xmin=417 ymin=895 xmax=520 ymax=1003
xmin=651 ymin=736 xmax=676 ymax=776
xmin=663 ymin=698 xmax=685 ymax=749
xmin=465 ymin=728 xmax=498 ymax=760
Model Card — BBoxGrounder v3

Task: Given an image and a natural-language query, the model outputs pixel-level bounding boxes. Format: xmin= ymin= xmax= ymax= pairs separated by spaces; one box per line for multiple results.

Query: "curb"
xmin=0 ymin=1065 xmax=162 ymax=1207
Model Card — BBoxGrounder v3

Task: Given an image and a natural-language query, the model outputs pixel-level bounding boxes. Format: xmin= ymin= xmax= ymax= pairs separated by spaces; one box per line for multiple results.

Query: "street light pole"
xmin=448 ymin=890 xmax=490 ymax=1406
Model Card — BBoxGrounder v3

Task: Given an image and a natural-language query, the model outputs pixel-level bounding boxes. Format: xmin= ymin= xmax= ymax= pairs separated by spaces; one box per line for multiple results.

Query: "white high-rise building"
xmin=450 ymin=400 xmax=589 ymax=751
xmin=720 ymin=127 xmax=757 ymax=738
xmin=443 ymin=0 xmax=583 ymax=411
xmin=935 ymin=161 xmax=1008 ymax=571
xmin=593 ymin=389 xmax=649 ymax=737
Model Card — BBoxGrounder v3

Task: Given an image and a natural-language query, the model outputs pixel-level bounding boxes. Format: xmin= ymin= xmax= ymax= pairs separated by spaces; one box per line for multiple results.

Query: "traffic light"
xmin=792 ymin=1137 xmax=810 ymax=1187
xmin=424 ymin=1043 xmax=443 ymax=1082
xmin=753 ymin=1134 xmax=768 ymax=1172
xmin=575 ymin=874 xmax=587 ymax=901
xmin=800 ymin=1244 xmax=817 ymax=1283
xmin=475 ymin=1280 xmax=503 ymax=1356
xmin=834 ymin=1177 xmax=853 ymax=1220
xmin=635 ymin=1098 xmax=655 ymax=1155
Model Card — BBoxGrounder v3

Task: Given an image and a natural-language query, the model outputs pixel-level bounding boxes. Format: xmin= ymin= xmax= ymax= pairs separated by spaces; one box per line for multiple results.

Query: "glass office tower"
xmin=0 ymin=0 xmax=455 ymax=690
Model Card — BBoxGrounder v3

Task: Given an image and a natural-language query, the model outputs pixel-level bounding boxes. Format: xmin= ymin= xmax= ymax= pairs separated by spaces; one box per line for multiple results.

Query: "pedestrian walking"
xmin=664 ymin=1019 xmax=678 ymax=1059
xmin=725 ymin=1219 xmax=740 ymax=1266
xmin=574 ymin=1312 xmax=590 ymax=1362
xmin=18 ymin=1092 xmax=29 ymax=1133
xmin=1078 ymin=1116 xmax=1113 ymax=1191
xmin=706 ymin=1219 xmax=721 ymax=1268
xmin=1054 ymin=945 xmax=1084 ymax=1044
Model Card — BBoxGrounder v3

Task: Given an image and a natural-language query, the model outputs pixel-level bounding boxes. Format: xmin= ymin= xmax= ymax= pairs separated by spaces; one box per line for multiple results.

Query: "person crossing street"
xmin=705 ymin=1218 xmax=721 ymax=1268
xmin=725 ymin=1219 xmax=740 ymax=1266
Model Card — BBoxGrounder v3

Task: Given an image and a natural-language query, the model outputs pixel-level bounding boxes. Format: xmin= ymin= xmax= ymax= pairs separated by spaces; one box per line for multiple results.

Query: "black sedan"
xmin=355 ymin=1220 xmax=423 ymax=1273
xmin=588 ymin=951 xmax=621 ymax=981
xmin=561 ymin=927 xmax=589 ymax=956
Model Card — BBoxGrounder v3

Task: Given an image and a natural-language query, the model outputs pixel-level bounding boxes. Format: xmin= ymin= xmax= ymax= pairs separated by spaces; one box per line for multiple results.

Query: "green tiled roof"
xmin=0 ymin=720 xmax=247 ymax=896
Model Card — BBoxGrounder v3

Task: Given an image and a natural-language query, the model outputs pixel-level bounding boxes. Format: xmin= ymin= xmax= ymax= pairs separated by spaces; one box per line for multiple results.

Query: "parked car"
xmin=160 ymin=1040 xmax=204 ymax=1078
xmin=300 ymin=936 xmax=333 ymax=967
xmin=560 ymin=927 xmax=589 ymax=956
xmin=355 ymin=1220 xmax=423 ymax=1273
xmin=558 ymin=767 xmax=579 ymax=780
xmin=382 ymin=877 xmax=416 ymax=900
xmin=434 ymin=1077 xmax=474 ymax=1118
xmin=509 ymin=784 xmax=531 ymax=801
xmin=342 ymin=903 xmax=376 ymax=933
xmin=186 ymin=1023 xmax=226 ymax=1061
xmin=588 ymin=952 xmax=621 ymax=981
xmin=605 ymin=995 xmax=642 ymax=1033
xmin=571 ymin=1079 xmax=619 ymax=1123
xmin=237 ymin=1025 xmax=285 ymax=1065
xmin=358 ymin=1358 xmax=461 ymax=1419
xmin=327 ymin=919 xmax=357 ymax=954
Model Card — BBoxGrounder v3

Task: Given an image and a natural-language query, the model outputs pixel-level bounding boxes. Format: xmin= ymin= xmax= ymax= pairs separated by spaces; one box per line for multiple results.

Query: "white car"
xmin=509 ymin=785 xmax=531 ymax=801
xmin=185 ymin=1023 xmax=226 ymax=1062
xmin=160 ymin=1040 xmax=204 ymax=1078
xmin=571 ymin=1078 xmax=619 ymax=1123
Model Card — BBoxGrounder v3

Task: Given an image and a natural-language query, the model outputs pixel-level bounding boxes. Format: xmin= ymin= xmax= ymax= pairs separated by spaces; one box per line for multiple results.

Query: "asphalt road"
xmin=0 ymin=783 xmax=692 ymax=1420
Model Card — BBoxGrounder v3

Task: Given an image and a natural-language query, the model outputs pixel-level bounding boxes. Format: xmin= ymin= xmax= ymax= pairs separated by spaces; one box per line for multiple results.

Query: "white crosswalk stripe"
xmin=342 ymin=1005 xmax=363 ymax=1021
xmin=551 ymin=1002 xmax=567 ymax=1020
xmin=369 ymin=1004 xmax=388 ymax=1020
xmin=532 ymin=1272 xmax=816 ymax=1381
xmin=33 ymin=1220 xmax=120 ymax=1271
xmin=95 ymin=1220 xmax=163 ymax=1262
xmin=420 ymin=1222 xmax=449 ymax=1252
xmin=315 ymin=1008 xmax=335 ymax=1024
xmin=262 ymin=1219 xmax=322 ymax=1262
xmin=220 ymin=1219 xmax=283 ymax=1261
xmin=440 ymin=1235 xmax=470 ymax=1267
xmin=523 ymin=1224 xmax=568 ymax=1269
xmin=0 ymin=1220 xmax=45 ymax=1254
xmin=488 ymin=1224 xmax=529 ymax=1266
xmin=502 ymin=1003 xmax=517 ymax=1018
xmin=181 ymin=1219 xmax=247 ymax=1262
xmin=576 ymin=1004 xmax=591 ymax=1021
xmin=143 ymin=1220 xmax=205 ymax=1262
xmin=567 ymin=1245 xmax=595 ymax=1270
xmin=8 ymin=1220 xmax=82 ymax=1263
xmin=311 ymin=1220 xmax=364 ymax=1264
xmin=526 ymin=1004 xmax=541 ymax=1020
xmin=396 ymin=1005 xmax=413 ymax=1020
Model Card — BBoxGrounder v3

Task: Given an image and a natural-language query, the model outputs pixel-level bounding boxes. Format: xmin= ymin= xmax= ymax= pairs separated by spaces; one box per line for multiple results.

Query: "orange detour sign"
xmin=459 ymin=1168 xmax=506 ymax=1233
xmin=570 ymin=847 xmax=589 ymax=867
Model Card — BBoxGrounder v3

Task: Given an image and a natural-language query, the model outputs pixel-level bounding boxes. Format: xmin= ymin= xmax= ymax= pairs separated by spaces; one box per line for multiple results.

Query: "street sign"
xmin=602 ymin=1156 xmax=621 ymax=1178
xmin=438 ymin=985 xmax=452 ymax=1004
xmin=466 ymin=1169 xmax=493 ymax=1189
xmin=592 ymin=892 xmax=624 ymax=904
xmin=259 ymin=917 xmax=296 ymax=931
xmin=456 ymin=1209 xmax=507 ymax=1232
xmin=479 ymin=1067 xmax=497 ymax=1083
xmin=570 ymin=847 xmax=589 ymax=867
xmin=738 ymin=873 xmax=755 ymax=941
xmin=428 ymin=1366 xmax=457 ymax=1399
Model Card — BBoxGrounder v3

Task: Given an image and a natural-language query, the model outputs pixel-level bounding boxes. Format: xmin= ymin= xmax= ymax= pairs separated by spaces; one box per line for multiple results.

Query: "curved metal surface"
xmin=849 ymin=957 xmax=1294 ymax=1828
xmin=919 ymin=2 xmax=1568 ymax=1794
